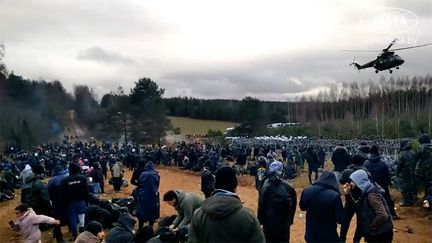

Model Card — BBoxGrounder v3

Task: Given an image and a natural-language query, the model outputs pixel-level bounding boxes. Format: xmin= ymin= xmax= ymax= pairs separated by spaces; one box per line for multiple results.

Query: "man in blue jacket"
xmin=48 ymin=166 xmax=68 ymax=243
xmin=300 ymin=171 xmax=345 ymax=243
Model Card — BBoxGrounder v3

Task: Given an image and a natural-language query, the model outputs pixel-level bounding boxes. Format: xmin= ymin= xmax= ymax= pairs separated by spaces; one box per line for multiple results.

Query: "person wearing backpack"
xmin=21 ymin=164 xmax=51 ymax=217
xmin=258 ymin=161 xmax=297 ymax=242
xmin=349 ymin=169 xmax=394 ymax=243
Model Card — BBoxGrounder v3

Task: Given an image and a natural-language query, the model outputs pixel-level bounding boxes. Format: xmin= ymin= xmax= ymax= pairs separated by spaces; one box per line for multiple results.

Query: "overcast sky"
xmin=1 ymin=0 xmax=431 ymax=101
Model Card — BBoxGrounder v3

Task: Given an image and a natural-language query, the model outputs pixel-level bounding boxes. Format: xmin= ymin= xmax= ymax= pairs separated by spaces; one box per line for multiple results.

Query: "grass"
xmin=168 ymin=116 xmax=237 ymax=135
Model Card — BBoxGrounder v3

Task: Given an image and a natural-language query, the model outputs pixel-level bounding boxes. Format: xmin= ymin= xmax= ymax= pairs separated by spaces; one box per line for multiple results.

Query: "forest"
xmin=1 ymin=49 xmax=431 ymax=146
xmin=165 ymin=76 xmax=432 ymax=138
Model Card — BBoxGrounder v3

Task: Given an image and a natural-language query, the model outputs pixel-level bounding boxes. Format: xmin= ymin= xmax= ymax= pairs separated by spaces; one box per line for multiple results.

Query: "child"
xmin=10 ymin=204 xmax=60 ymax=243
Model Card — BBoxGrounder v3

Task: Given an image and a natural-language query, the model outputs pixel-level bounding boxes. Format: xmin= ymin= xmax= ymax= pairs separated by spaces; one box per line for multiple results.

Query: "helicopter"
xmin=343 ymin=39 xmax=432 ymax=73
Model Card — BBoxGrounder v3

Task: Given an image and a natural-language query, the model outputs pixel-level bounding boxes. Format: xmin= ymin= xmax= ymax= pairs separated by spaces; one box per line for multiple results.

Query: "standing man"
xmin=188 ymin=166 xmax=265 ymax=243
xmin=305 ymin=146 xmax=320 ymax=184
xmin=258 ymin=161 xmax=297 ymax=242
xmin=349 ymin=170 xmax=394 ymax=243
xmin=338 ymin=155 xmax=369 ymax=243
xmin=201 ymin=162 xmax=215 ymax=198
xmin=61 ymin=162 xmax=89 ymax=240
xmin=415 ymin=134 xmax=432 ymax=199
xmin=112 ymin=160 xmax=124 ymax=193
xmin=331 ymin=143 xmax=351 ymax=180
xmin=48 ymin=166 xmax=68 ymax=243
xmin=364 ymin=145 xmax=398 ymax=219
xmin=300 ymin=171 xmax=345 ymax=243
xmin=396 ymin=140 xmax=418 ymax=206
xmin=136 ymin=162 xmax=160 ymax=228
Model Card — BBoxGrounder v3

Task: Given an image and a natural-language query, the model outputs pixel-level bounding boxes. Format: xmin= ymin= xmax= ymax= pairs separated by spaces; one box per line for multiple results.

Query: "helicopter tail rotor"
xmin=349 ymin=57 xmax=361 ymax=70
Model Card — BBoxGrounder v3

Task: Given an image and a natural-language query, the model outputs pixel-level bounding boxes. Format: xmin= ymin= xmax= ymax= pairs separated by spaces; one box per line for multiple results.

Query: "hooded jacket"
xmin=12 ymin=208 xmax=56 ymax=243
xmin=364 ymin=153 xmax=391 ymax=189
xmin=172 ymin=190 xmax=203 ymax=228
xmin=106 ymin=213 xmax=136 ymax=243
xmin=47 ymin=167 xmax=68 ymax=218
xmin=258 ymin=171 xmax=297 ymax=243
xmin=300 ymin=171 xmax=345 ymax=243
xmin=332 ymin=146 xmax=351 ymax=172
xmin=20 ymin=164 xmax=33 ymax=184
xmin=350 ymin=170 xmax=393 ymax=239
xmin=136 ymin=162 xmax=160 ymax=221
xmin=188 ymin=189 xmax=265 ymax=243
xmin=74 ymin=231 xmax=101 ymax=243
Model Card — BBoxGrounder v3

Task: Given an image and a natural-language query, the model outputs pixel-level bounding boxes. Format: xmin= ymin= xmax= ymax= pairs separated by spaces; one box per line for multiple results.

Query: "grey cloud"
xmin=388 ymin=0 xmax=432 ymax=18
xmin=77 ymin=46 xmax=134 ymax=64
xmin=159 ymin=47 xmax=431 ymax=100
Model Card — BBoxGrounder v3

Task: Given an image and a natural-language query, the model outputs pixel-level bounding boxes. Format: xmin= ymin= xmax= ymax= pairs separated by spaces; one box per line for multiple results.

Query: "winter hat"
xmin=215 ymin=166 xmax=238 ymax=192
xmin=68 ymin=162 xmax=81 ymax=175
xmin=418 ymin=134 xmax=431 ymax=145
xmin=350 ymin=169 xmax=372 ymax=193
xmin=269 ymin=161 xmax=283 ymax=173
xmin=85 ymin=221 xmax=103 ymax=236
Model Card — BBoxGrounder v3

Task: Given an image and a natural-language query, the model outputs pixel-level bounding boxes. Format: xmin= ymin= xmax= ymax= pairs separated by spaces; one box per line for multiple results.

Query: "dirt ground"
xmin=0 ymin=164 xmax=431 ymax=242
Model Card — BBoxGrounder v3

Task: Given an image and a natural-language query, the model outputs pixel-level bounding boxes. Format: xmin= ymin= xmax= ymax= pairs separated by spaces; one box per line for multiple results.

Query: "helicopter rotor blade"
xmin=383 ymin=38 xmax=398 ymax=52
xmin=341 ymin=50 xmax=381 ymax=52
xmin=389 ymin=43 xmax=432 ymax=51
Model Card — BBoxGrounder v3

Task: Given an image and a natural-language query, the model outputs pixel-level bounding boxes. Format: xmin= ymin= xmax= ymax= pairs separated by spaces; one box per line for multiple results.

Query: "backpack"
xmin=255 ymin=167 xmax=267 ymax=191
xmin=359 ymin=186 xmax=393 ymax=238
xmin=21 ymin=179 xmax=53 ymax=231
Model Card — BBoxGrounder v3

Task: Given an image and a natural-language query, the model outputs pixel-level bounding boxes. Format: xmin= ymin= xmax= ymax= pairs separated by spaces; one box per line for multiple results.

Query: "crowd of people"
xmin=0 ymin=133 xmax=431 ymax=243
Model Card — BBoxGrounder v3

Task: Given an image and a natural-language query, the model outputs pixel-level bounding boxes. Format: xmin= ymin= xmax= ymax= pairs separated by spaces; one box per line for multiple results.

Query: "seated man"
xmin=163 ymin=190 xmax=203 ymax=230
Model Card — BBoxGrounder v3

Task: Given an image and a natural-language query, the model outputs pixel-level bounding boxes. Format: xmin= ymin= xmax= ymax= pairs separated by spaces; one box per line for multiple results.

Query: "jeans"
xmin=93 ymin=182 xmax=101 ymax=194
xmin=67 ymin=201 xmax=86 ymax=238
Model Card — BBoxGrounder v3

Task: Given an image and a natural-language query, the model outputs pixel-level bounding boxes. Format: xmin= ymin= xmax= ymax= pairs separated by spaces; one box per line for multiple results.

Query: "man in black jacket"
xmin=61 ymin=162 xmax=89 ymax=240
xmin=300 ymin=171 xmax=345 ymax=243
xmin=201 ymin=162 xmax=215 ymax=198
xmin=339 ymin=155 xmax=369 ymax=243
xmin=364 ymin=145 xmax=398 ymax=219
xmin=331 ymin=144 xmax=351 ymax=174
xmin=258 ymin=161 xmax=297 ymax=243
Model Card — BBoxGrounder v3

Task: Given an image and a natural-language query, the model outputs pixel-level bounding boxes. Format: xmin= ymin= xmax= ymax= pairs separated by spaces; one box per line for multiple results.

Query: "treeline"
xmin=165 ymin=76 xmax=432 ymax=138
xmin=0 ymin=72 xmax=169 ymax=147
xmin=0 ymin=72 xmax=74 ymax=147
